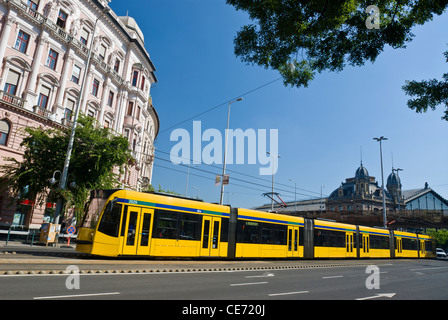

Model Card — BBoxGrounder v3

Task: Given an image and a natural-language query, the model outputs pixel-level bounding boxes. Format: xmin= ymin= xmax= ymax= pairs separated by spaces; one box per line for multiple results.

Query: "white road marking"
xmin=268 ymin=291 xmax=309 ymax=297
xmin=322 ymin=275 xmax=344 ymax=279
xmin=33 ymin=292 xmax=120 ymax=299
xmin=230 ymin=281 xmax=268 ymax=286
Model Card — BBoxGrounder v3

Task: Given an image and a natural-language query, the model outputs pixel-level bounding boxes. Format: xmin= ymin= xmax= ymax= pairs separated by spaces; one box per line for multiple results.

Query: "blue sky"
xmin=110 ymin=1 xmax=448 ymax=209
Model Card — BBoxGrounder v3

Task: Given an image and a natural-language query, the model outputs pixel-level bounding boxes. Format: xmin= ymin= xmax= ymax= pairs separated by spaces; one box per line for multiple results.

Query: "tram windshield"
xmin=80 ymin=190 xmax=121 ymax=230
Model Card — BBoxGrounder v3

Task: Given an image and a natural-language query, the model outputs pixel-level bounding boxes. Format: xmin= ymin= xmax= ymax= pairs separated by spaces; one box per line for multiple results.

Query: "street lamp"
xmin=49 ymin=170 xmax=61 ymax=186
xmin=289 ymin=178 xmax=297 ymax=212
xmin=219 ymin=98 xmax=243 ymax=205
xmin=185 ymin=164 xmax=199 ymax=197
xmin=267 ymin=152 xmax=280 ymax=212
xmin=54 ymin=7 xmax=110 ymax=224
xmin=373 ymin=136 xmax=388 ymax=228
xmin=191 ymin=186 xmax=200 ymax=199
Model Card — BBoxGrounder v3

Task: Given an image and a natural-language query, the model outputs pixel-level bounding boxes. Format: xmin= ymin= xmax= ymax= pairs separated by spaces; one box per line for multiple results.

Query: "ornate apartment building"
xmin=0 ymin=0 xmax=159 ymax=227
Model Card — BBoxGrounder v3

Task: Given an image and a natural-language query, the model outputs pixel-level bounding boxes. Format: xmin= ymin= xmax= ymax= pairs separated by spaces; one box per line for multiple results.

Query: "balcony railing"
xmin=33 ymin=105 xmax=55 ymax=119
xmin=0 ymin=90 xmax=26 ymax=108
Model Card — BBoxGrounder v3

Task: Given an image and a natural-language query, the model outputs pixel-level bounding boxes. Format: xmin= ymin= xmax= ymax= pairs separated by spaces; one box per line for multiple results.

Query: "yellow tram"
xmin=76 ymin=189 xmax=436 ymax=259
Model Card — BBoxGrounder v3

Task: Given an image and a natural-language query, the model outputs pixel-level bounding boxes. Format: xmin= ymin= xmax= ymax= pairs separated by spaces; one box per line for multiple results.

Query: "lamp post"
xmin=267 ymin=152 xmax=280 ymax=212
xmin=373 ymin=136 xmax=388 ymax=228
xmin=54 ymin=7 xmax=110 ymax=224
xmin=219 ymin=98 xmax=243 ymax=205
xmin=185 ymin=164 xmax=199 ymax=197
xmin=191 ymin=186 xmax=200 ymax=199
xmin=289 ymin=178 xmax=297 ymax=212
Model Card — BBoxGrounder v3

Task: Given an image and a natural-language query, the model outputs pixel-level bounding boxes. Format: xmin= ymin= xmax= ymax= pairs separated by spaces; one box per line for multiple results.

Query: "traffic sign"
xmin=66 ymin=226 xmax=76 ymax=247
xmin=67 ymin=226 xmax=76 ymax=234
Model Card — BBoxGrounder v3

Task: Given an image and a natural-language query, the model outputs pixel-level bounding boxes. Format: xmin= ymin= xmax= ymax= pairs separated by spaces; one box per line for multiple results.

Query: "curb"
xmin=0 ymin=262 xmax=376 ymax=276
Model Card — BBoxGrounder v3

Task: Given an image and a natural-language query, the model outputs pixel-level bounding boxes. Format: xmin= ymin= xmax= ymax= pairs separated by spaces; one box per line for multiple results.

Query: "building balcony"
xmin=32 ymin=105 xmax=56 ymax=120
xmin=0 ymin=90 xmax=26 ymax=109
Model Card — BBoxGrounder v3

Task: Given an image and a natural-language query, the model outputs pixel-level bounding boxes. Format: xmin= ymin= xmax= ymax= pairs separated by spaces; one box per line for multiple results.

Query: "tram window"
xmin=314 ymin=228 xmax=345 ymax=248
xmin=220 ymin=218 xmax=229 ymax=242
xmin=261 ymin=223 xmax=287 ymax=245
xmin=288 ymin=229 xmax=293 ymax=251
xmin=179 ymin=212 xmax=202 ymax=241
xmin=237 ymin=221 xmax=287 ymax=245
xmin=294 ymin=230 xmax=298 ymax=251
xmin=154 ymin=210 xmax=179 ymax=239
xmin=298 ymin=227 xmax=304 ymax=246
xmin=237 ymin=220 xmax=259 ymax=244
xmin=212 ymin=221 xmax=219 ymax=248
xmin=402 ymin=238 xmax=418 ymax=250
xmin=153 ymin=209 xmax=202 ymax=241
xmin=126 ymin=210 xmax=138 ymax=246
xmin=97 ymin=203 xmax=122 ymax=237
xmin=140 ymin=212 xmax=151 ymax=247
xmin=425 ymin=240 xmax=435 ymax=253
xmin=202 ymin=220 xmax=210 ymax=248
xmin=370 ymin=235 xmax=389 ymax=250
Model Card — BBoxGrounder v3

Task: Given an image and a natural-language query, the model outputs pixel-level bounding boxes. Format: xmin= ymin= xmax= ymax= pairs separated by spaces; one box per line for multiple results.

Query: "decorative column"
xmin=0 ymin=15 xmax=16 ymax=71
xmin=23 ymin=33 xmax=49 ymax=109
xmin=97 ymin=77 xmax=110 ymax=125
xmin=54 ymin=50 xmax=74 ymax=120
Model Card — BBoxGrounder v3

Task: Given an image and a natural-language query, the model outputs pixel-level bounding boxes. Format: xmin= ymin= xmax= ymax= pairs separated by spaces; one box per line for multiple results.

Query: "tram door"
xmin=396 ymin=238 xmax=403 ymax=257
xmin=121 ymin=206 xmax=153 ymax=256
xmin=346 ymin=232 xmax=355 ymax=257
xmin=419 ymin=240 xmax=425 ymax=257
xmin=287 ymin=226 xmax=300 ymax=258
xmin=362 ymin=234 xmax=370 ymax=257
xmin=200 ymin=217 xmax=221 ymax=256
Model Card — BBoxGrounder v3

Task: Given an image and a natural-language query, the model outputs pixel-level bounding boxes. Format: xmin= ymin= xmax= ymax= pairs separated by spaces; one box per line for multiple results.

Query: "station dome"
xmin=355 ymin=164 xmax=369 ymax=180
xmin=387 ymin=171 xmax=401 ymax=187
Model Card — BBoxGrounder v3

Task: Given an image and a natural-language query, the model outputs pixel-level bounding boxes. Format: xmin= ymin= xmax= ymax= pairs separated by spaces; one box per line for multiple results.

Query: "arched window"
xmin=0 ymin=119 xmax=10 ymax=146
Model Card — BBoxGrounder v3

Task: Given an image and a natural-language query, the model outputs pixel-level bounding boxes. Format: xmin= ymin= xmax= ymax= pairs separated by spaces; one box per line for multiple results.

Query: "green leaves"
xmin=227 ymin=0 xmax=448 ymax=88
xmin=402 ymin=50 xmax=448 ymax=121
xmin=1 ymin=113 xmax=132 ymax=222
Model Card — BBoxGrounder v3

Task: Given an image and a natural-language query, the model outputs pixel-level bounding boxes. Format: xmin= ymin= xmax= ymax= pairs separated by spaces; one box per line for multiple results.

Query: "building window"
xmin=65 ymin=99 xmax=75 ymax=120
xmin=127 ymin=101 xmax=134 ymax=116
xmin=87 ymin=110 xmax=95 ymax=118
xmin=99 ymin=44 xmax=107 ymax=60
xmin=71 ymin=65 xmax=81 ymax=84
xmin=46 ymin=49 xmax=58 ymax=70
xmin=114 ymin=59 xmax=120 ymax=73
xmin=92 ymin=79 xmax=99 ymax=96
xmin=38 ymin=86 xmax=50 ymax=109
xmin=136 ymin=105 xmax=141 ymax=120
xmin=26 ymin=0 xmax=38 ymax=10
xmin=56 ymin=10 xmax=68 ymax=29
xmin=3 ymin=70 xmax=20 ymax=95
xmin=15 ymin=31 xmax=30 ymax=54
xmin=132 ymin=71 xmax=139 ymax=87
xmin=80 ymin=28 xmax=89 ymax=46
xmin=0 ymin=120 xmax=10 ymax=146
xmin=107 ymin=91 xmax=114 ymax=107
xmin=140 ymin=76 xmax=145 ymax=91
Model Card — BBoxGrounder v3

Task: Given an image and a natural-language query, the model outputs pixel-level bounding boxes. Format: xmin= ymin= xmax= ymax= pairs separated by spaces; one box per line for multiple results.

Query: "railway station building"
xmin=0 ymin=0 xmax=159 ymax=228
xmin=256 ymin=164 xmax=448 ymax=224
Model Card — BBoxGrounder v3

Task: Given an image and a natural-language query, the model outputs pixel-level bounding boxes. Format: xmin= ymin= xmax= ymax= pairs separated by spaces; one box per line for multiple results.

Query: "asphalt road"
xmin=1 ymin=248 xmax=448 ymax=303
